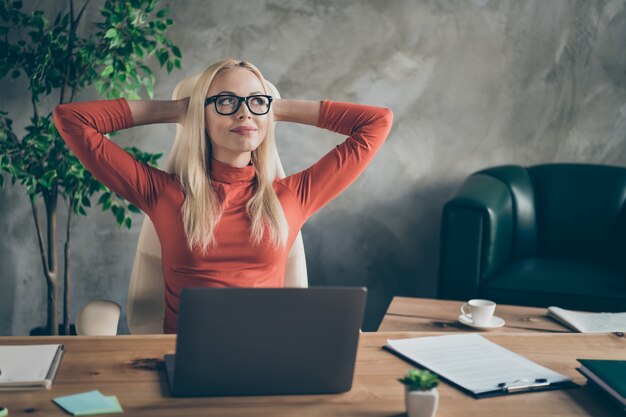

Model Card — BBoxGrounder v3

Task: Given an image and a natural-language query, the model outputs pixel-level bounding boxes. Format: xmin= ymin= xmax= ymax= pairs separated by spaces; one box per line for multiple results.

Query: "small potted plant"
xmin=398 ymin=369 xmax=439 ymax=417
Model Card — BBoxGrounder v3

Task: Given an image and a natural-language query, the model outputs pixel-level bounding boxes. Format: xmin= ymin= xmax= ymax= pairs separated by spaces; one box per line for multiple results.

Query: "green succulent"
xmin=399 ymin=369 xmax=439 ymax=391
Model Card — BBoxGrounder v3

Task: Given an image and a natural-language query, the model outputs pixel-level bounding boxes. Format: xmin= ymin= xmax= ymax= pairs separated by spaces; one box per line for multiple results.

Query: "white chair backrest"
xmin=127 ymin=75 xmax=308 ymax=334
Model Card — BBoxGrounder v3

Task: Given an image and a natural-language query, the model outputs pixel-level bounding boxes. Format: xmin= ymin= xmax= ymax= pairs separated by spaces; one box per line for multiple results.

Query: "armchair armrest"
xmin=438 ymin=174 xmax=514 ymax=300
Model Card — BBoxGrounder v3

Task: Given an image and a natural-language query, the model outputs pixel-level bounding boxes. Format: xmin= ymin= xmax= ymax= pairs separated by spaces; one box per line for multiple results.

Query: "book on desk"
xmin=577 ymin=359 xmax=626 ymax=413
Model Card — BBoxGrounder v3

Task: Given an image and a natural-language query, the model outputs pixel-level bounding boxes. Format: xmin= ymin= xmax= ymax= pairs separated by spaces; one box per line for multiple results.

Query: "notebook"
xmin=165 ymin=287 xmax=367 ymax=397
xmin=577 ymin=359 xmax=626 ymax=412
xmin=547 ymin=306 xmax=626 ymax=333
xmin=0 ymin=344 xmax=65 ymax=390
xmin=385 ymin=334 xmax=576 ymax=398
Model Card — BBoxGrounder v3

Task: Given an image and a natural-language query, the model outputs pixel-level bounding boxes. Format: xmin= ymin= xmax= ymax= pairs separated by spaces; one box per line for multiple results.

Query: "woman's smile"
xmin=230 ymin=126 xmax=257 ymax=136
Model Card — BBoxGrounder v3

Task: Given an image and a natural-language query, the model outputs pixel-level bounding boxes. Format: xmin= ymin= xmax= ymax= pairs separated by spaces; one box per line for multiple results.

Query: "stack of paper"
xmin=548 ymin=307 xmax=626 ymax=333
xmin=53 ymin=390 xmax=123 ymax=415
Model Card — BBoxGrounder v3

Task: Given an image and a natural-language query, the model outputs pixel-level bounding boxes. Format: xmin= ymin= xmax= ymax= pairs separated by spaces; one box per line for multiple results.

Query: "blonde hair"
xmin=173 ymin=59 xmax=288 ymax=255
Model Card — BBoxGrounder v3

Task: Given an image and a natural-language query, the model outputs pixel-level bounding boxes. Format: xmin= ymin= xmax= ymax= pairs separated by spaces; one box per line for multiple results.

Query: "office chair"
xmin=438 ymin=163 xmax=626 ymax=312
xmin=76 ymin=75 xmax=308 ymax=335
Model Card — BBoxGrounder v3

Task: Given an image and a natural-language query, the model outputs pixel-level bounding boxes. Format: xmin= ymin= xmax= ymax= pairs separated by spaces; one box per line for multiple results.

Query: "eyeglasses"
xmin=204 ymin=94 xmax=273 ymax=116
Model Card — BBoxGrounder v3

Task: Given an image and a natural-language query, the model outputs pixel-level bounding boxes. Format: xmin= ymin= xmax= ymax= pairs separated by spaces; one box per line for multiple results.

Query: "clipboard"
xmin=384 ymin=334 xmax=577 ymax=399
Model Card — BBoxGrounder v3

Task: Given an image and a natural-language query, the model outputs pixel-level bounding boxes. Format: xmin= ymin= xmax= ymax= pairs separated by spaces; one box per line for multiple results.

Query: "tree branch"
xmin=60 ymin=0 xmax=75 ymax=105
xmin=73 ymin=0 xmax=91 ymax=27
xmin=63 ymin=197 xmax=74 ymax=335
xmin=31 ymin=94 xmax=39 ymax=123
xmin=31 ymin=199 xmax=50 ymax=281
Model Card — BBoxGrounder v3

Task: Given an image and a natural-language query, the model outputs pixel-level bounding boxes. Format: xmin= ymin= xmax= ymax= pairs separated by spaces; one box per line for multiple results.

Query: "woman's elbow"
xmin=381 ymin=107 xmax=393 ymax=127
xmin=52 ymin=104 xmax=69 ymax=126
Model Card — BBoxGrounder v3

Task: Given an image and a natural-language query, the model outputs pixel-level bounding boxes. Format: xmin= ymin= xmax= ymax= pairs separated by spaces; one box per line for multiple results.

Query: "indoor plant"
xmin=399 ymin=369 xmax=440 ymax=417
xmin=0 ymin=0 xmax=181 ymax=335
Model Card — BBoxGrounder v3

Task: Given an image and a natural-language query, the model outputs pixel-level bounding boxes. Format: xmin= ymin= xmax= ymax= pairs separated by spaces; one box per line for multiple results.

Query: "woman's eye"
xmin=251 ymin=97 xmax=265 ymax=105
xmin=218 ymin=97 xmax=234 ymax=106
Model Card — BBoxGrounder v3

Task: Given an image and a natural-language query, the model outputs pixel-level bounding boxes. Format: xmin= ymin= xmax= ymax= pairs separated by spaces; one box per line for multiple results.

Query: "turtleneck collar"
xmin=209 ymin=158 xmax=256 ymax=184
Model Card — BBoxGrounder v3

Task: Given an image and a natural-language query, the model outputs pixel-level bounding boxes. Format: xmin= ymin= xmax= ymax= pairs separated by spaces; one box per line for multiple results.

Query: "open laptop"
xmin=164 ymin=287 xmax=367 ymax=397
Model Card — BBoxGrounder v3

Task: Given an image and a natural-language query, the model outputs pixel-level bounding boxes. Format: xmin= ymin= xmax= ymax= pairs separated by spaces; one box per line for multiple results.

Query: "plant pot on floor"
xmin=30 ymin=324 xmax=77 ymax=336
xmin=405 ymin=386 xmax=439 ymax=417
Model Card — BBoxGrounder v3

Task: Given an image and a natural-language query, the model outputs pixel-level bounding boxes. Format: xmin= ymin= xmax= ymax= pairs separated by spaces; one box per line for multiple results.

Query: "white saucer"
xmin=458 ymin=314 xmax=505 ymax=330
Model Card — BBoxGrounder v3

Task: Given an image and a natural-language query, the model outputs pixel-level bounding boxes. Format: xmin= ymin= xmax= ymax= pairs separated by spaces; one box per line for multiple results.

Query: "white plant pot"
xmin=405 ymin=386 xmax=439 ymax=417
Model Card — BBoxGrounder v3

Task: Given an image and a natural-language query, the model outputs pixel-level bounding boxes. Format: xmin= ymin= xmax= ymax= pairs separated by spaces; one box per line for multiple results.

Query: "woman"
xmin=53 ymin=58 xmax=393 ymax=333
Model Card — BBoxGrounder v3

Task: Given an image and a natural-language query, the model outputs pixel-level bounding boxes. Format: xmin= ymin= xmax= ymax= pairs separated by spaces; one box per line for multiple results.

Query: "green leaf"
xmin=116 ymin=209 xmax=125 ymax=225
xmin=97 ymin=192 xmax=111 ymax=204
xmin=124 ymin=216 xmax=131 ymax=229
xmin=104 ymin=28 xmax=118 ymax=39
xmin=156 ymin=50 xmax=168 ymax=66
xmin=172 ymin=46 xmax=181 ymax=58
xmin=145 ymin=81 xmax=153 ymax=98
xmin=127 ymin=204 xmax=140 ymax=213
xmin=101 ymin=65 xmax=114 ymax=77
xmin=156 ymin=7 xmax=169 ymax=18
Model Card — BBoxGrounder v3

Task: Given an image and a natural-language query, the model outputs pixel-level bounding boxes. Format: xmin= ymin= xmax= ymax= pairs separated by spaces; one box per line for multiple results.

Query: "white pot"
xmin=405 ymin=386 xmax=439 ymax=417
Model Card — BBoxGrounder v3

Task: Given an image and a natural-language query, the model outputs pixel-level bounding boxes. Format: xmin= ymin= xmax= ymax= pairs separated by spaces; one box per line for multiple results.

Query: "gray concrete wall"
xmin=1 ymin=0 xmax=626 ymax=334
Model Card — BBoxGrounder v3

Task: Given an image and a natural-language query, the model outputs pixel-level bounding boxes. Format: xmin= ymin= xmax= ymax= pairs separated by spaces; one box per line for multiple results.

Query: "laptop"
xmin=164 ymin=287 xmax=367 ymax=397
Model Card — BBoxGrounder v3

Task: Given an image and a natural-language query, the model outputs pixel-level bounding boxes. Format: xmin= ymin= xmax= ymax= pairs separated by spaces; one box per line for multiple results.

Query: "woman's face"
xmin=205 ymin=67 xmax=269 ymax=165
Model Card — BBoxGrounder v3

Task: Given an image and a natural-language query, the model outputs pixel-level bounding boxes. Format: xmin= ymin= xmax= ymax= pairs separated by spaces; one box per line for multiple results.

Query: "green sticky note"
xmin=53 ymin=390 xmax=123 ymax=415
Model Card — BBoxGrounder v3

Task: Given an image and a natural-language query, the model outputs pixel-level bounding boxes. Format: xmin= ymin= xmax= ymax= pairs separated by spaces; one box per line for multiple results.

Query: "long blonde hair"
xmin=173 ymin=59 xmax=288 ymax=255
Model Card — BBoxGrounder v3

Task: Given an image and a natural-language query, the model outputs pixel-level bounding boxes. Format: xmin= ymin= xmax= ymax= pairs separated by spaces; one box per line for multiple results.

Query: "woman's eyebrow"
xmin=217 ymin=90 xmax=264 ymax=95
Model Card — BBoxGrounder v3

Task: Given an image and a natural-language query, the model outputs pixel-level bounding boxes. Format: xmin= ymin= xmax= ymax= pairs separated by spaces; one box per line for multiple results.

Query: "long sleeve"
xmin=279 ymin=100 xmax=393 ymax=219
xmin=53 ymin=98 xmax=174 ymax=216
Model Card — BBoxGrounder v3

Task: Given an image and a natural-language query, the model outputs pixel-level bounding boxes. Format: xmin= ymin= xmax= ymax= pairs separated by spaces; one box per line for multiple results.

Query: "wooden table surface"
xmin=0 ymin=332 xmax=624 ymax=416
xmin=379 ymin=297 xmax=572 ymax=333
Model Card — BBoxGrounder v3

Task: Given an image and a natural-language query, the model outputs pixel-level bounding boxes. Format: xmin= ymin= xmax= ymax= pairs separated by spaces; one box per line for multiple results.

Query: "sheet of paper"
xmin=387 ymin=334 xmax=570 ymax=394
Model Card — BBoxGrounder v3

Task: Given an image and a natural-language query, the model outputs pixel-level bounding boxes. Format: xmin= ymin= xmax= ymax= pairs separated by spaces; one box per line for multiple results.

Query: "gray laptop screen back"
xmin=168 ymin=287 xmax=367 ymax=397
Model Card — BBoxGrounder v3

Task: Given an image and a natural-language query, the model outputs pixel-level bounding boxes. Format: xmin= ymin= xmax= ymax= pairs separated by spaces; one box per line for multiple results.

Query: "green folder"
xmin=53 ymin=390 xmax=123 ymax=416
xmin=577 ymin=359 xmax=626 ymax=413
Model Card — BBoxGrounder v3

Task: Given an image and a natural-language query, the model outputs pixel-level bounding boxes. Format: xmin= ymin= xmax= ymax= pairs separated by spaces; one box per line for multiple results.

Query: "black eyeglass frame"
xmin=204 ymin=94 xmax=274 ymax=115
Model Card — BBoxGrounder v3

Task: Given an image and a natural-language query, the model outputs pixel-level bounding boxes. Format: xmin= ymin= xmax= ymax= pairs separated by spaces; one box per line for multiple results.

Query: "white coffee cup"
xmin=460 ymin=299 xmax=496 ymax=326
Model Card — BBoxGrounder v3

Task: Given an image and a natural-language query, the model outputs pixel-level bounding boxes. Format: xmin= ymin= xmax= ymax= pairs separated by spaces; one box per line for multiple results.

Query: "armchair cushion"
xmin=482 ymin=258 xmax=626 ymax=311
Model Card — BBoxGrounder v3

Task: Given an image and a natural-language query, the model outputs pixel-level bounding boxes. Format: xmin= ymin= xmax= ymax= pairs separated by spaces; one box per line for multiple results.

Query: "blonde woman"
xmin=53 ymin=59 xmax=393 ymax=333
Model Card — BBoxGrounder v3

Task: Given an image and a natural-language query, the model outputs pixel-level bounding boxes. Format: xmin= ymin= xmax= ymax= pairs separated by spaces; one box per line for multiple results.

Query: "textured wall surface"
xmin=1 ymin=0 xmax=626 ymax=334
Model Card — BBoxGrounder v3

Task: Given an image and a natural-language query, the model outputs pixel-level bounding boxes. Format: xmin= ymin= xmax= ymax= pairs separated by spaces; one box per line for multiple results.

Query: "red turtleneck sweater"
xmin=53 ymin=98 xmax=393 ymax=333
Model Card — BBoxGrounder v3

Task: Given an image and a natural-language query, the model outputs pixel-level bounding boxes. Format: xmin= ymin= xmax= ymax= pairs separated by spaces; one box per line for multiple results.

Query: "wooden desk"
xmin=1 ymin=333 xmax=624 ymax=416
xmin=379 ymin=297 xmax=571 ymax=333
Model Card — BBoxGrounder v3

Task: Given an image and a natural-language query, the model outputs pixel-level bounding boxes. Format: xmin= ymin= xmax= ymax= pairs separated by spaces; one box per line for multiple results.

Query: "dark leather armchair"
xmin=438 ymin=164 xmax=626 ymax=311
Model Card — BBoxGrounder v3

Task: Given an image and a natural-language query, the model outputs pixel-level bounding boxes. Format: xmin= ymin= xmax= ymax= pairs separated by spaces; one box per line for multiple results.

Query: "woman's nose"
xmin=237 ymin=102 xmax=252 ymax=119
